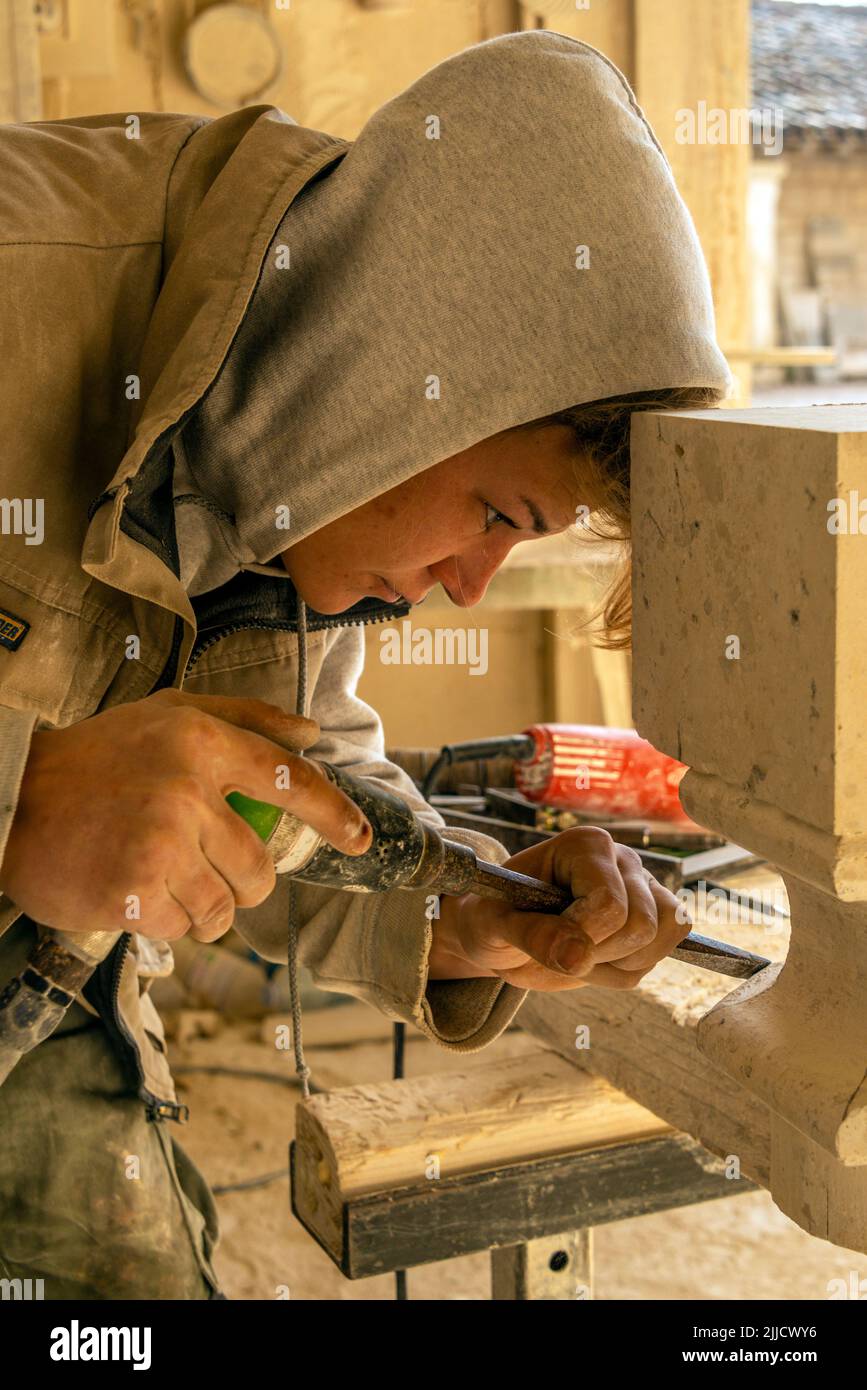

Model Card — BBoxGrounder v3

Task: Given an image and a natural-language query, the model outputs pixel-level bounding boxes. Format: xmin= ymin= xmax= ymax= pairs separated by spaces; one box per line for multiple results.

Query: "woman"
xmin=0 ymin=30 xmax=729 ymax=1297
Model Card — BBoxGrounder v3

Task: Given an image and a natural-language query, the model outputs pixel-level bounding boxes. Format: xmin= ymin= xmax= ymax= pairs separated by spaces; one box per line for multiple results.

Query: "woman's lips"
xmin=371 ymin=576 xmax=433 ymax=604
xmin=374 ymin=575 xmax=403 ymax=602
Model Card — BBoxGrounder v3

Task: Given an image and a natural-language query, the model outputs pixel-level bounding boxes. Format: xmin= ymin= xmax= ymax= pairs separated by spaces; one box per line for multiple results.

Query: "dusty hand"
xmin=428 ymin=827 xmax=690 ymax=990
xmin=0 ymin=690 xmax=371 ymax=941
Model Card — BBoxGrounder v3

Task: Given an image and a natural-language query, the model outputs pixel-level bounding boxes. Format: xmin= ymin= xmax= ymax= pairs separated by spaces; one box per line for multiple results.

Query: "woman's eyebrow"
xmin=520 ymin=496 xmax=553 ymax=535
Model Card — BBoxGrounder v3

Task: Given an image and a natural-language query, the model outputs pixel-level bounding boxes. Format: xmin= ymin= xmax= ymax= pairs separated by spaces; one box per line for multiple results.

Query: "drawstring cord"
xmin=288 ymin=598 xmax=404 ymax=1297
xmin=288 ymin=598 xmax=405 ymax=1299
xmin=288 ymin=596 xmax=312 ymax=1099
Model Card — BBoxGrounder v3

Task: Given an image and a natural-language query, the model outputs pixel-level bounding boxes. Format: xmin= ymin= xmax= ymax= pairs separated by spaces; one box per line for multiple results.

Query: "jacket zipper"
xmin=97 ymin=933 xmax=189 ymax=1122
xmin=185 ymin=605 xmax=407 ymax=673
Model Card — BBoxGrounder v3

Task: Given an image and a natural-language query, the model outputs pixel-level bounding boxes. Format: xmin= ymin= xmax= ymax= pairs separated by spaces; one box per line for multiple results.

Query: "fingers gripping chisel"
xmin=0 ymin=764 xmax=770 ymax=1083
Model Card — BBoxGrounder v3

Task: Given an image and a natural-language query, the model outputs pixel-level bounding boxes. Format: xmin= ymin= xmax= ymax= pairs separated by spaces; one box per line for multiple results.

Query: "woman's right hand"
xmin=0 ymin=690 xmax=371 ymax=941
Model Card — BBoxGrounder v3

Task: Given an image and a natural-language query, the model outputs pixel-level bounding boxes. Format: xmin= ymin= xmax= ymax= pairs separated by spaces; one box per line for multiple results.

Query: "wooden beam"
xmin=519 ymin=1 xmax=635 ymax=81
xmin=296 ymin=1048 xmax=668 ymax=1197
xmin=0 ymin=0 xmax=41 ymax=122
xmin=293 ymin=1049 xmax=669 ymax=1261
xmin=291 ymin=1049 xmax=748 ymax=1276
xmin=292 ymin=1134 xmax=737 ymax=1279
xmin=634 ymin=0 xmax=752 ymax=401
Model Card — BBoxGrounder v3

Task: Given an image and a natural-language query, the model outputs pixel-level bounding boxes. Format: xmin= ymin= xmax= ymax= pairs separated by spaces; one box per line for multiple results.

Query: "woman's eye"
xmin=484 ymin=503 xmax=513 ymax=532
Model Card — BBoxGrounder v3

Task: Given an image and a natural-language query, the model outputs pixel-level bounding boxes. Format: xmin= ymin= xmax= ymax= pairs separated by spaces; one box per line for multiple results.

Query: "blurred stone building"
xmin=751 ymin=0 xmax=867 ymax=383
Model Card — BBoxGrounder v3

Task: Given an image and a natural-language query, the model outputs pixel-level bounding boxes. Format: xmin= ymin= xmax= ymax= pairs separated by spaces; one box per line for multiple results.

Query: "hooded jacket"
xmin=0 ymin=31 xmax=729 ymax=1115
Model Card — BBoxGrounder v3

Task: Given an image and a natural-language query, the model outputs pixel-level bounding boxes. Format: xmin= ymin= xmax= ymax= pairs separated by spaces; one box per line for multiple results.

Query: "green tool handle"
xmin=225 ymin=790 xmax=284 ymax=841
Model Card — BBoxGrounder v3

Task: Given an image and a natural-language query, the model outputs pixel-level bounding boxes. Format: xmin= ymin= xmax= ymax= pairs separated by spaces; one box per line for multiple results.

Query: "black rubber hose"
xmin=420 ymin=734 xmax=535 ymax=800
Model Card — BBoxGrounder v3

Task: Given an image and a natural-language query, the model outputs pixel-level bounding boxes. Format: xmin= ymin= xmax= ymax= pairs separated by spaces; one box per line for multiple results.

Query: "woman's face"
xmin=280 ymin=424 xmax=583 ymax=613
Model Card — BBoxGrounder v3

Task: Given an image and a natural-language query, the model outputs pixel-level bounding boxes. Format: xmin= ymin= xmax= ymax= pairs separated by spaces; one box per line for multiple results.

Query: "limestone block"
xmin=630 ymin=407 xmax=867 ymax=1199
xmin=632 ymin=407 xmax=867 ymax=870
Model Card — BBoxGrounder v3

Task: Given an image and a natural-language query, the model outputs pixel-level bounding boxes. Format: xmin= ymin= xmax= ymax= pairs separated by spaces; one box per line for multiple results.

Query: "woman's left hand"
xmin=427 ymin=827 xmax=691 ymax=990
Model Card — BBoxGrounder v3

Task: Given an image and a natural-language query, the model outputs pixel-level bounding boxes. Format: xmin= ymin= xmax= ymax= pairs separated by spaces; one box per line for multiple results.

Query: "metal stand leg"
xmin=490 ymin=1229 xmax=593 ymax=1300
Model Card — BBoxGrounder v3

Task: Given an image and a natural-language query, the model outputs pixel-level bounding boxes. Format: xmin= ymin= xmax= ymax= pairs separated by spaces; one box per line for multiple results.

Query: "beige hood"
xmin=177 ymin=28 xmax=731 ymax=568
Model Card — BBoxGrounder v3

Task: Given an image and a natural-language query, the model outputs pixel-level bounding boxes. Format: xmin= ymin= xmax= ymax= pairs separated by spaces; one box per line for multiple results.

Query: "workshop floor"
xmin=170 ymin=1005 xmax=867 ymax=1302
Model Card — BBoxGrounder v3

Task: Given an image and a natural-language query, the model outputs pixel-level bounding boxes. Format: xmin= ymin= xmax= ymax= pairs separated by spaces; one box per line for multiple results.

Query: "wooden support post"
xmin=634 ymin=0 xmax=752 ymax=402
xmin=0 ymin=0 xmax=41 ymax=122
xmin=519 ymin=1 xmax=635 ymax=81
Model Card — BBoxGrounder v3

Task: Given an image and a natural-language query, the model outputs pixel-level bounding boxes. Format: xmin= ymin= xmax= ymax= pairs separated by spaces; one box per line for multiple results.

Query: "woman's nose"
xmin=431 ymin=534 xmax=516 ymax=607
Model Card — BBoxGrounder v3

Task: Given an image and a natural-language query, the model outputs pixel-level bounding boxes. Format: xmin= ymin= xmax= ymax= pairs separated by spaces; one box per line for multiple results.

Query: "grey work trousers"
xmin=0 ymin=998 xmax=223 ymax=1300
